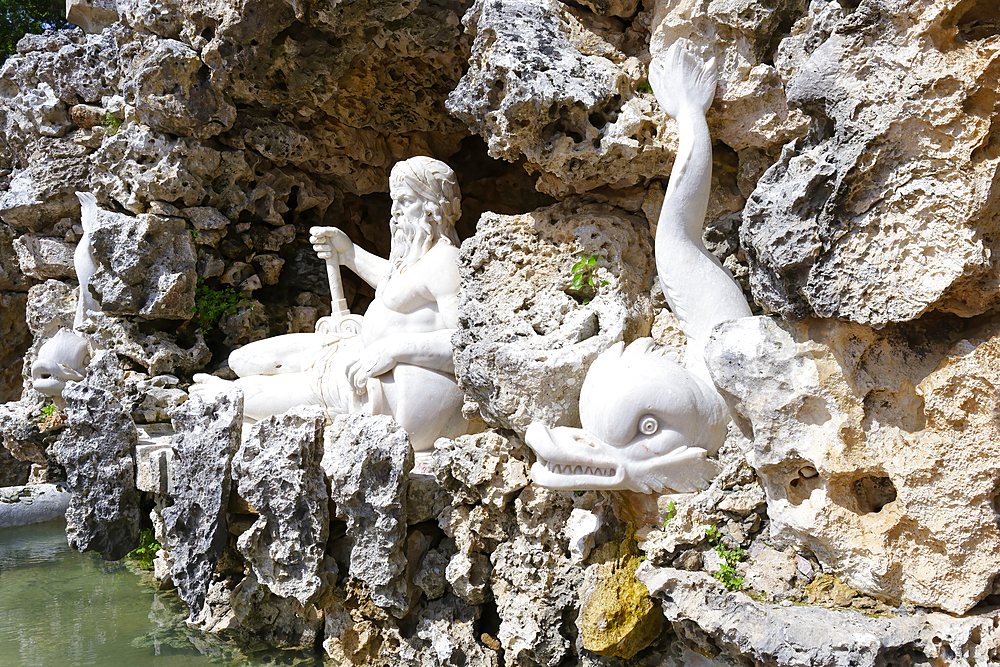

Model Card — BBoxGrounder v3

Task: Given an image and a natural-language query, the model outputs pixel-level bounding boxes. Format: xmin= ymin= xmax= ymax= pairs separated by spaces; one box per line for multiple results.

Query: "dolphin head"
xmin=526 ymin=338 xmax=728 ymax=494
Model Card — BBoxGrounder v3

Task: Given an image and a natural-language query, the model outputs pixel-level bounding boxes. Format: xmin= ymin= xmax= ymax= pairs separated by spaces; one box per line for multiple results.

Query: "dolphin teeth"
xmin=574 ymin=466 xmax=582 ymax=474
xmin=585 ymin=467 xmax=593 ymax=475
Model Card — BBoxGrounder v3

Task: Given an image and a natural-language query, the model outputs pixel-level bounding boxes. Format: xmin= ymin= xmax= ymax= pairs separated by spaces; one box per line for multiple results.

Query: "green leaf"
xmin=572 ymin=273 xmax=584 ymax=289
xmin=587 ymin=255 xmax=597 ymax=266
xmin=571 ymin=259 xmax=585 ymax=272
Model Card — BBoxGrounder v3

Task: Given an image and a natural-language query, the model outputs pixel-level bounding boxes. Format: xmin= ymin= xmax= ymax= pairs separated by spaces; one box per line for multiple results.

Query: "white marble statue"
xmin=193 ymin=156 xmax=469 ymax=451
xmin=30 ymin=192 xmax=99 ymax=402
xmin=73 ymin=192 xmax=101 ymax=329
xmin=526 ymin=40 xmax=753 ymax=494
xmin=31 ymin=328 xmax=89 ymax=406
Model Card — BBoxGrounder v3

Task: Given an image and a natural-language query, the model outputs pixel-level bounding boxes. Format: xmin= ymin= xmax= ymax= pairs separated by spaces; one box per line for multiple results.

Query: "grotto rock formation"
xmin=455 ymin=199 xmax=655 ymax=434
xmin=56 ymin=350 xmax=141 ymax=560
xmin=161 ymin=389 xmax=243 ymax=619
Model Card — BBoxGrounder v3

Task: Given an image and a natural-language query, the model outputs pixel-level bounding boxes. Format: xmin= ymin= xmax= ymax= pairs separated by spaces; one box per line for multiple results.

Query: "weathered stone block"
xmin=322 ymin=413 xmax=412 ymax=617
xmin=233 ymin=406 xmax=328 ymax=606
xmin=706 ymin=315 xmax=1000 ymax=613
xmin=56 ymin=350 xmax=141 ymax=560
xmin=162 ymin=390 xmax=243 ymax=619
xmin=455 ymin=199 xmax=654 ymax=435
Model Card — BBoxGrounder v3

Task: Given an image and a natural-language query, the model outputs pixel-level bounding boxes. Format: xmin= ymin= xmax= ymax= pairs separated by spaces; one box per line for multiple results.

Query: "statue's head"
xmin=524 ymin=338 xmax=729 ymax=494
xmin=31 ymin=328 xmax=89 ymax=398
xmin=388 ymin=157 xmax=461 ymax=268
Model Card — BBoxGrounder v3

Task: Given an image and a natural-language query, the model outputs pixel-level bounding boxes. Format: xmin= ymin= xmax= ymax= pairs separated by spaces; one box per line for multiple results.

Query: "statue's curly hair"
xmin=389 ymin=156 xmax=461 ymax=246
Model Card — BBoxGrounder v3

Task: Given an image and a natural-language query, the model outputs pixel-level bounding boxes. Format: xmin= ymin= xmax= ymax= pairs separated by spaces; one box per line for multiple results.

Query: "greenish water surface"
xmin=0 ymin=520 xmax=323 ymax=667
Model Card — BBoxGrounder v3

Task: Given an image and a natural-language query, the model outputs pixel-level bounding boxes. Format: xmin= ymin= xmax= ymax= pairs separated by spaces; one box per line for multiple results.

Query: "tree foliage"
xmin=0 ymin=0 xmax=71 ymax=61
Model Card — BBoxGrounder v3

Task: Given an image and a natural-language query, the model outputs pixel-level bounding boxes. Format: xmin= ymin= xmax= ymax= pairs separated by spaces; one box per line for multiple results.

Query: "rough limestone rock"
xmin=577 ymin=538 xmax=663 ymax=659
xmin=0 ymin=445 xmax=31 ymax=486
xmin=448 ymin=0 xmax=678 ymax=198
xmin=322 ymin=414 xmax=413 ymax=617
xmin=86 ymin=204 xmax=196 ymax=319
xmin=91 ymin=123 xmax=334 ymax=225
xmin=650 ymin=0 xmax=810 ymax=152
xmin=740 ymin=0 xmax=1000 ymax=326
xmin=639 ymin=566 xmax=1000 ymax=667
xmin=0 ymin=226 xmax=31 ymax=291
xmin=432 ymin=430 xmax=531 ymax=510
xmin=232 ymin=406 xmax=329 ymax=606
xmin=455 ymin=199 xmax=655 ymax=434
xmin=12 ymin=234 xmax=75 ymax=280
xmin=322 ymin=582 xmax=499 ymax=667
xmin=194 ymin=571 xmax=324 ymax=650
xmin=0 ymin=141 xmax=91 ymax=233
xmin=118 ymin=0 xmax=470 ymax=197
xmin=82 ymin=312 xmax=210 ymax=377
xmin=490 ymin=485 xmax=584 ymax=667
xmin=123 ymin=38 xmax=237 ymax=139
xmin=0 ymin=292 xmax=30 ymax=402
xmin=66 ymin=0 xmax=120 ymax=34
xmin=161 ymin=390 xmax=243 ymax=619
xmin=396 ymin=595 xmax=500 ymax=667
xmin=706 ymin=315 xmax=1000 ymax=613
xmin=56 ymin=351 xmax=142 ymax=560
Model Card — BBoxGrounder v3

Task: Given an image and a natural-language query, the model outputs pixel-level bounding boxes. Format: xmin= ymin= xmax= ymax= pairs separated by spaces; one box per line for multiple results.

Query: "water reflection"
xmin=0 ymin=520 xmax=323 ymax=667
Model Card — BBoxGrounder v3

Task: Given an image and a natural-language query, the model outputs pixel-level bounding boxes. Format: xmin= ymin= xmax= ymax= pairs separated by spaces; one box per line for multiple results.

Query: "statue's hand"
xmin=649 ymin=39 xmax=717 ymax=119
xmin=309 ymin=226 xmax=353 ymax=262
xmin=347 ymin=340 xmax=398 ymax=393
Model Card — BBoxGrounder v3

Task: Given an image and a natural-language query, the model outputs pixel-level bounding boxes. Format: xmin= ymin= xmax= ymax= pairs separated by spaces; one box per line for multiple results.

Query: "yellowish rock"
xmin=578 ymin=534 xmax=664 ymax=658
xmin=707 ymin=315 xmax=1000 ymax=613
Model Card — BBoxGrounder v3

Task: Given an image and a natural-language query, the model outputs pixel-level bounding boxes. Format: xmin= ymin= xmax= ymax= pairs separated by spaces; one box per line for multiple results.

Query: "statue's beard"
xmin=389 ymin=215 xmax=435 ymax=273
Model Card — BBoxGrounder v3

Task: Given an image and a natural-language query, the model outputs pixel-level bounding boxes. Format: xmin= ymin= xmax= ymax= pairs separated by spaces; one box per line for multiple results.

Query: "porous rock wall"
xmin=1 ymin=0 xmax=999 ymax=665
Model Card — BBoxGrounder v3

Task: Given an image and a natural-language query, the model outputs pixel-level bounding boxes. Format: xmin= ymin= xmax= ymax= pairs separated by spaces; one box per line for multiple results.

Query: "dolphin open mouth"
xmin=537 ymin=458 xmax=617 ymax=478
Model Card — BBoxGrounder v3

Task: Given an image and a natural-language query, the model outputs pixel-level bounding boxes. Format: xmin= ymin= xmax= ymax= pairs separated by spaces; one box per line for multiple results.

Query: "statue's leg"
xmin=229 ymin=333 xmax=342 ymax=376
xmin=381 ymin=365 xmax=467 ymax=451
xmin=236 ymin=372 xmax=325 ymax=422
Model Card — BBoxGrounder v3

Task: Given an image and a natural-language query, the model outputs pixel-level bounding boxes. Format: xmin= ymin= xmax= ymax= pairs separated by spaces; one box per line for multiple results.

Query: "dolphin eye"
xmin=639 ymin=415 xmax=658 ymax=435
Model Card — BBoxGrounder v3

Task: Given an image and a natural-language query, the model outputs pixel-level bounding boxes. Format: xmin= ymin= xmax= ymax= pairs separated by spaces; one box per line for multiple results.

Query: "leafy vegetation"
xmin=39 ymin=403 xmax=58 ymax=419
xmin=705 ymin=524 xmax=748 ymax=591
xmin=102 ymin=112 xmax=123 ymax=133
xmin=191 ymin=280 xmax=251 ymax=332
xmin=125 ymin=528 xmax=162 ymax=570
xmin=663 ymin=500 xmax=677 ymax=525
xmin=0 ymin=0 xmax=70 ymax=61
xmin=570 ymin=253 xmax=610 ymax=304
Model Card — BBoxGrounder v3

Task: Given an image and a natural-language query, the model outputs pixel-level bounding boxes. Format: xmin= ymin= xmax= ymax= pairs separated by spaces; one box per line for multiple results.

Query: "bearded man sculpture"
xmin=192 ymin=156 xmax=469 ymax=451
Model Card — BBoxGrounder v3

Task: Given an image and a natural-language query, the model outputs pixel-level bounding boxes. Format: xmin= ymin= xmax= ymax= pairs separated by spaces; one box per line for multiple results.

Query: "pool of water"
xmin=0 ymin=520 xmax=324 ymax=667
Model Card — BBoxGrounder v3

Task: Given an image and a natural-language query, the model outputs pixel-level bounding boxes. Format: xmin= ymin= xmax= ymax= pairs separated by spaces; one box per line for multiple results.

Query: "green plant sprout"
xmin=663 ymin=500 xmax=677 ymax=526
xmin=191 ymin=280 xmax=252 ymax=332
xmin=706 ymin=524 xmax=748 ymax=591
xmin=39 ymin=403 xmax=57 ymax=419
xmin=125 ymin=528 xmax=162 ymax=570
xmin=638 ymin=81 xmax=653 ymax=94
xmin=102 ymin=112 xmax=123 ymax=133
xmin=570 ymin=253 xmax=610 ymax=304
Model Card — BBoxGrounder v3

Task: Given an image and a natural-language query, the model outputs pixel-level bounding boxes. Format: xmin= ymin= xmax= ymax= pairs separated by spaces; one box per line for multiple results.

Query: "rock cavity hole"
xmin=850 ymin=474 xmax=897 ymax=514
xmin=787 ymin=464 xmax=822 ymax=506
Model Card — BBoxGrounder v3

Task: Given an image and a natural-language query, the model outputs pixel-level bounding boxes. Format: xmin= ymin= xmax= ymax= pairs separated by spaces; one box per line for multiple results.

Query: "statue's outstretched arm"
xmin=650 ymin=41 xmax=751 ymax=364
xmin=310 ymin=226 xmax=390 ymax=289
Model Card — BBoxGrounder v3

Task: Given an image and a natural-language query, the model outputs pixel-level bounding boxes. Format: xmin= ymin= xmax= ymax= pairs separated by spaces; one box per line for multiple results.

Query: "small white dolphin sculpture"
xmin=525 ymin=40 xmax=752 ymax=494
xmin=31 ymin=328 xmax=90 ymax=402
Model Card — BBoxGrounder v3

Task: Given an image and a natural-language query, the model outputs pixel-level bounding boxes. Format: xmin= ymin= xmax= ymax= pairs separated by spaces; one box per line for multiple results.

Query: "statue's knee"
xmin=229 ymin=346 xmax=260 ymax=376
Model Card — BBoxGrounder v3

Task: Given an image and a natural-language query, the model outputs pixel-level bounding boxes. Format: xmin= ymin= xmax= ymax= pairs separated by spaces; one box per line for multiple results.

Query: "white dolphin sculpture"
xmin=526 ymin=40 xmax=752 ymax=494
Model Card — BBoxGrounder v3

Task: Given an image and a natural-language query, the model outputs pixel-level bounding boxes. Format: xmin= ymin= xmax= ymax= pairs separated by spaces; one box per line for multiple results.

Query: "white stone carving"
xmin=192 ymin=156 xmax=468 ymax=451
xmin=30 ymin=328 xmax=90 ymax=405
xmin=525 ymin=40 xmax=752 ymax=494
xmin=74 ymin=192 xmax=101 ymax=329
